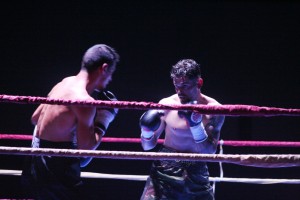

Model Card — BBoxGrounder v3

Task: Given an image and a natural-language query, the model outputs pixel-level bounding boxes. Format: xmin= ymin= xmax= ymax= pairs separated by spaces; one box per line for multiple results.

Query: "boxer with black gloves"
xmin=140 ymin=59 xmax=225 ymax=200
xmin=21 ymin=44 xmax=120 ymax=200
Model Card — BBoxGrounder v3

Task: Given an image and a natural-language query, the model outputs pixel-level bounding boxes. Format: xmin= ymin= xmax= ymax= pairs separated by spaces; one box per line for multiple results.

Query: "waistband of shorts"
xmin=160 ymin=146 xmax=206 ymax=166
xmin=33 ymin=136 xmax=77 ymax=149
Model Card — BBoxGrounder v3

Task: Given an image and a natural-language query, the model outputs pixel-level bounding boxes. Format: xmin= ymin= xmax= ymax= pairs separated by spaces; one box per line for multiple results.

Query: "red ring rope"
xmin=1 ymin=134 xmax=300 ymax=147
xmin=1 ymin=94 xmax=300 ymax=116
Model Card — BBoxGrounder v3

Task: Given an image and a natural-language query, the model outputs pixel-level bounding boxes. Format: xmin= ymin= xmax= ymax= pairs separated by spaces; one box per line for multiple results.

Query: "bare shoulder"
xmin=159 ymin=94 xmax=178 ymax=104
xmin=201 ymin=94 xmax=225 ymax=128
xmin=201 ymin=94 xmax=222 ymax=106
xmin=51 ymin=76 xmax=93 ymax=101
xmin=69 ymin=90 xmax=95 ymax=122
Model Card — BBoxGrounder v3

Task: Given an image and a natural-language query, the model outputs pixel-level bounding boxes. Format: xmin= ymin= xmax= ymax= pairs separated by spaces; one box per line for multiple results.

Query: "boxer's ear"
xmin=197 ymin=78 xmax=203 ymax=88
xmin=98 ymin=63 xmax=109 ymax=75
xmin=101 ymin=63 xmax=109 ymax=72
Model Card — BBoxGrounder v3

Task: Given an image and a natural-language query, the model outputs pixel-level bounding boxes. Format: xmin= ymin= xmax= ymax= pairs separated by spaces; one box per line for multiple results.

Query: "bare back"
xmin=34 ymin=76 xmax=96 ymax=143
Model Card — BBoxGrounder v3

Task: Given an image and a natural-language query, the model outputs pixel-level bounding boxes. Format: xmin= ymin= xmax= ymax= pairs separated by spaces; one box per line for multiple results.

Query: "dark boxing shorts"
xmin=141 ymin=146 xmax=214 ymax=200
xmin=21 ymin=137 xmax=82 ymax=200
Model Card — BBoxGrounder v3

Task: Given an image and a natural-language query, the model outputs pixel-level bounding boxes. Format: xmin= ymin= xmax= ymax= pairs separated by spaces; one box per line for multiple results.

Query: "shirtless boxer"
xmin=21 ymin=44 xmax=119 ymax=200
xmin=140 ymin=59 xmax=225 ymax=200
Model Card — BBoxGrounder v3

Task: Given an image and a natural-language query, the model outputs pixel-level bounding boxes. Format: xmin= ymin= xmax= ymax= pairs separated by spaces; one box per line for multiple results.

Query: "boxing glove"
xmin=140 ymin=110 xmax=164 ymax=139
xmin=81 ymin=91 xmax=118 ymax=168
xmin=93 ymin=90 xmax=118 ymax=135
xmin=178 ymin=101 xmax=207 ymax=143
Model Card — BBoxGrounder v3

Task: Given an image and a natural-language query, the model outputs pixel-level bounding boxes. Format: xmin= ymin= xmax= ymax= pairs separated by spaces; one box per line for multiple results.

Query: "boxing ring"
xmin=0 ymin=94 xmax=299 ymax=198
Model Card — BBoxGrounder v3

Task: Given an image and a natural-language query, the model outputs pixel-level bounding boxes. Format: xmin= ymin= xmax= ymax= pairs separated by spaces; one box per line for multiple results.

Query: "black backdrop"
xmin=0 ymin=1 xmax=299 ymax=199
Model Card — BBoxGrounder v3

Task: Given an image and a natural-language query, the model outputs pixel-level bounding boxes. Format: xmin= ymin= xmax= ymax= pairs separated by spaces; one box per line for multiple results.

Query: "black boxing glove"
xmin=178 ymin=101 xmax=207 ymax=143
xmin=81 ymin=91 xmax=118 ymax=168
xmin=93 ymin=90 xmax=118 ymax=135
xmin=140 ymin=110 xmax=164 ymax=140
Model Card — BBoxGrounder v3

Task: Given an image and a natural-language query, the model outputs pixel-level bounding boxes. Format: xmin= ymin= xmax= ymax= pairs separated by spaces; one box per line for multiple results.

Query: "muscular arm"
xmin=31 ymin=104 xmax=44 ymax=125
xmin=31 ymin=90 xmax=54 ymax=125
xmin=73 ymin=105 xmax=101 ymax=150
xmin=201 ymin=114 xmax=225 ymax=154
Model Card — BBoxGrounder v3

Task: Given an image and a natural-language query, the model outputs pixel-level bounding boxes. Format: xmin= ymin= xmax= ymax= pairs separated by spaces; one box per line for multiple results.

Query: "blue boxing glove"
xmin=140 ymin=110 xmax=164 ymax=140
xmin=93 ymin=90 xmax=118 ymax=135
xmin=178 ymin=101 xmax=207 ymax=143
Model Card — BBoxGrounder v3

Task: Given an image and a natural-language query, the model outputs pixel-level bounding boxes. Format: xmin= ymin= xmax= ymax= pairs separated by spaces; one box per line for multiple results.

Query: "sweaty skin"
xmin=160 ymin=94 xmax=223 ymax=153
xmin=142 ymin=77 xmax=225 ymax=154
xmin=32 ymin=64 xmax=114 ymax=150
xmin=140 ymin=59 xmax=226 ymax=200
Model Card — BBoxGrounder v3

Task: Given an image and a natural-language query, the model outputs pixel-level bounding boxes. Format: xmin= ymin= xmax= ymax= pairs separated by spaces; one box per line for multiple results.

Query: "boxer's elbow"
xmin=202 ymin=137 xmax=219 ymax=154
xmin=208 ymin=143 xmax=218 ymax=154
xmin=78 ymin=140 xmax=97 ymax=150
xmin=31 ymin=105 xmax=44 ymax=125
xmin=77 ymin=132 xmax=101 ymax=150
xmin=31 ymin=115 xmax=39 ymax=125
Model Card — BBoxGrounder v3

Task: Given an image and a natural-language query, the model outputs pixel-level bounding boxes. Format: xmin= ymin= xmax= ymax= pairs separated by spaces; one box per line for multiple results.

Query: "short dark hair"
xmin=170 ymin=59 xmax=201 ymax=79
xmin=81 ymin=44 xmax=120 ymax=72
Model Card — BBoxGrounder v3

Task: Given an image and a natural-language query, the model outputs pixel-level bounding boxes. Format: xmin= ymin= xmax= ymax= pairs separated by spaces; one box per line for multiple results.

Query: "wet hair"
xmin=81 ymin=44 xmax=120 ymax=72
xmin=170 ymin=59 xmax=201 ymax=79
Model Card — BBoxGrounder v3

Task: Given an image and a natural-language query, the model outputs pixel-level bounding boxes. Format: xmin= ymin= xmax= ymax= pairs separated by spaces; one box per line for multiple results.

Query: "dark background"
xmin=0 ymin=0 xmax=299 ymax=199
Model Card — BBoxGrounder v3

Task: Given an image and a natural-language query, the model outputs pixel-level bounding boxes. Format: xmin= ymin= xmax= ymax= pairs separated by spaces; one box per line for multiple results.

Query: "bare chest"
xmin=163 ymin=111 xmax=209 ymax=152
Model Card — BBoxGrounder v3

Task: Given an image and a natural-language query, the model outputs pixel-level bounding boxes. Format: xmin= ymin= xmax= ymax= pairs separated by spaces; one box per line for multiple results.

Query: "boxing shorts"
xmin=21 ymin=137 xmax=83 ymax=200
xmin=141 ymin=146 xmax=214 ymax=200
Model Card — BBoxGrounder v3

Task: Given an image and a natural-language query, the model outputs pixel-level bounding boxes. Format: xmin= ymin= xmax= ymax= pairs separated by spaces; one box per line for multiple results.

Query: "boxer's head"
xmin=171 ymin=59 xmax=201 ymax=79
xmin=81 ymin=44 xmax=120 ymax=73
xmin=171 ymin=59 xmax=203 ymax=103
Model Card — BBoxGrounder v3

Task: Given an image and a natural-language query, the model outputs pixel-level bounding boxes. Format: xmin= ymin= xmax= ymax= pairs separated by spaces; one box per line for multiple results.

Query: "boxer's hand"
xmin=178 ymin=101 xmax=207 ymax=143
xmin=94 ymin=90 xmax=118 ymax=135
xmin=178 ymin=101 xmax=202 ymax=127
xmin=140 ymin=110 xmax=164 ymax=139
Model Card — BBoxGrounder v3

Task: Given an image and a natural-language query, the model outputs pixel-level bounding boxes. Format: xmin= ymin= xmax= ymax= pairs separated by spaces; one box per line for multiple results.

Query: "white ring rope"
xmin=1 ymin=169 xmax=299 ymax=184
xmin=0 ymin=146 xmax=299 ymax=168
